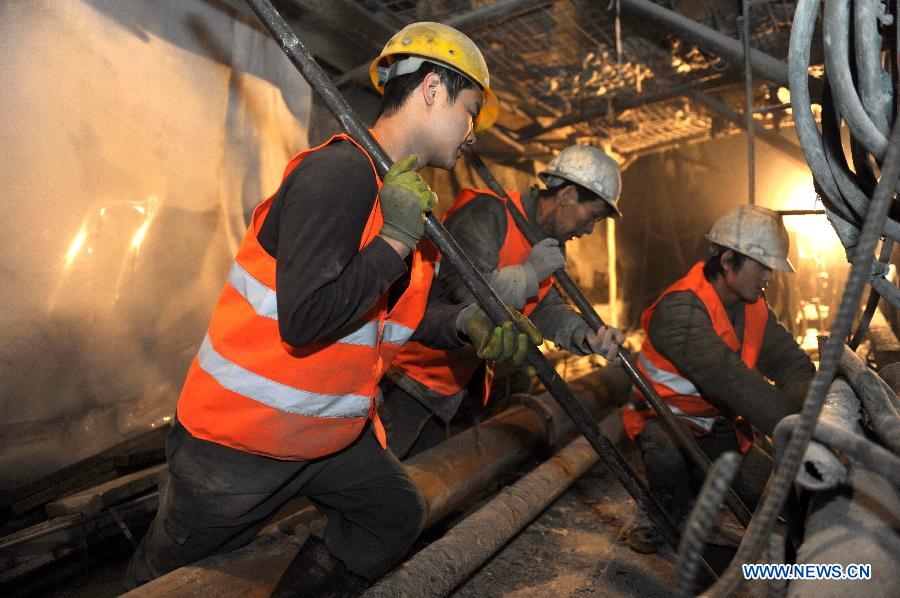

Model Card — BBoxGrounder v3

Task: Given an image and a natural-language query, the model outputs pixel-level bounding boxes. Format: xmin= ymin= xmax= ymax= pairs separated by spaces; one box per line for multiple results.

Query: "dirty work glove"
xmin=525 ymin=238 xmax=566 ymax=282
xmin=457 ymin=303 xmax=543 ymax=376
xmin=379 ymin=154 xmax=438 ymax=250
xmin=570 ymin=324 xmax=625 ymax=365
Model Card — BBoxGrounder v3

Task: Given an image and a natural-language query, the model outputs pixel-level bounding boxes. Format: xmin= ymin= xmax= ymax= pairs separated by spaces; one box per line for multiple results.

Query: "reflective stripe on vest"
xmin=624 ymin=400 xmax=716 ymax=433
xmin=197 ymin=334 xmax=371 ymax=418
xmin=228 ymin=260 xmax=381 ymax=347
xmin=228 ymin=261 xmax=278 ymax=320
xmin=382 ymin=321 xmax=415 ymax=345
xmin=636 ymin=352 xmax=700 ymax=397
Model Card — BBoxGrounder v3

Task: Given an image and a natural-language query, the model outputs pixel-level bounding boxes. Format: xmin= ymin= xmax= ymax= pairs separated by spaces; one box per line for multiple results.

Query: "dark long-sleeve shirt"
xmin=438 ymin=188 xmax=589 ymax=350
xmin=647 ymin=290 xmax=815 ymax=436
xmin=256 ymin=139 xmax=464 ymax=350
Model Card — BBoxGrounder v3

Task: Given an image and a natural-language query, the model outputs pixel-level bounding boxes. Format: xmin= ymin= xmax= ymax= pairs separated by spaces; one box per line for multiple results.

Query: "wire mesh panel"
xmin=361 ymin=0 xmax=798 ymax=157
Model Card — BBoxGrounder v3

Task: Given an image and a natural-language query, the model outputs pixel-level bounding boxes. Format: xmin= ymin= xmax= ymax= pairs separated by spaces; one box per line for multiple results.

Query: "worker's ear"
xmin=720 ymin=249 xmax=736 ymax=273
xmin=422 ymin=72 xmax=441 ymax=108
xmin=557 ymin=184 xmax=578 ymax=206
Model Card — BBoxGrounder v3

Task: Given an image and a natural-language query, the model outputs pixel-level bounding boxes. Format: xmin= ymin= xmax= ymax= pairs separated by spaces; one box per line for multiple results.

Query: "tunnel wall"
xmin=0 ymin=0 xmax=313 ymax=487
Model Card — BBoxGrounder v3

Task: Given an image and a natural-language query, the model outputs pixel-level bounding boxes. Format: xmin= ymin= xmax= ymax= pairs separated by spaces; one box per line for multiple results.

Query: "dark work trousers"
xmin=378 ymin=380 xmax=451 ymax=460
xmin=127 ymin=420 xmax=426 ymax=587
xmin=636 ymin=417 xmax=772 ymax=522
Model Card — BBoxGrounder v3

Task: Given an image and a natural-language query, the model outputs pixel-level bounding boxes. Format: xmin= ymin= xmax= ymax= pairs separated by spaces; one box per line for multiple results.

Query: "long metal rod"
xmin=240 ymin=0 xmax=686 ymax=556
xmin=466 ymin=151 xmax=752 ymax=528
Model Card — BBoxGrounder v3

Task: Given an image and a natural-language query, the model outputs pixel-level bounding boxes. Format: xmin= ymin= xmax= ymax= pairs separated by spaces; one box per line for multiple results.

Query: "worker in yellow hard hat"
xmin=127 ymin=22 xmax=539 ymax=595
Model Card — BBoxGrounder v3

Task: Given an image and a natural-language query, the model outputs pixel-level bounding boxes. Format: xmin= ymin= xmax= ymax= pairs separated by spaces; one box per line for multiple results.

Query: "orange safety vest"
xmin=177 ymin=134 xmax=434 ymax=460
xmin=621 ymin=262 xmax=767 ymax=452
xmin=390 ymin=188 xmax=553 ymax=402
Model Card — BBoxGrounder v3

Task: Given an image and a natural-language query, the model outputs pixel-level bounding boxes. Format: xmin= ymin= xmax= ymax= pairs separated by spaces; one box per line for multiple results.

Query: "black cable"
xmin=849 ymin=239 xmax=893 ymax=349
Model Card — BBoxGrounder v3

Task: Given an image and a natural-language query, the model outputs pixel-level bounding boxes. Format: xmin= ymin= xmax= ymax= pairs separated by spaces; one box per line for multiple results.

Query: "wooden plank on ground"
xmin=1 ymin=423 xmax=171 ymax=518
xmin=45 ymin=464 xmax=167 ymax=518
xmin=0 ymin=493 xmax=159 ymax=584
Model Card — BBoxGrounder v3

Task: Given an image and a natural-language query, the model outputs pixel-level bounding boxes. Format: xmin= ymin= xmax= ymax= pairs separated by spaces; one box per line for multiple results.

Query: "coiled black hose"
xmin=821 ymin=76 xmax=900 ymax=240
xmin=855 ymin=0 xmax=891 ymax=136
xmin=824 ymin=0 xmax=889 ymax=158
xmin=790 ymin=0 xmax=900 ymax=242
xmin=790 ymin=0 xmax=867 ymax=225
xmin=674 ymin=452 xmax=742 ymax=598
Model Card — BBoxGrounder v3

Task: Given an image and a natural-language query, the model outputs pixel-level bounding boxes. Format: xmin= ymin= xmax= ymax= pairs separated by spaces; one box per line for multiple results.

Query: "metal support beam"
xmin=687 ymin=90 xmax=806 ymax=165
xmin=516 ymin=74 xmax=735 ymax=140
xmin=740 ymin=0 xmax=756 ymax=204
xmin=619 ymin=0 xmax=821 ymax=95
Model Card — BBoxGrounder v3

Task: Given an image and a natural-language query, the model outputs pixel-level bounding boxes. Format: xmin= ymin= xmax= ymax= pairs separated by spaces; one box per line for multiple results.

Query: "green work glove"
xmin=457 ymin=303 xmax=543 ymax=376
xmin=379 ymin=154 xmax=438 ymax=250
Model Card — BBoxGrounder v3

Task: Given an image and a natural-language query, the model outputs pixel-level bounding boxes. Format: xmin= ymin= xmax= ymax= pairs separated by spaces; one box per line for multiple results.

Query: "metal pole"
xmin=240 ymin=0 xmax=686 ymax=555
xmin=741 ymin=0 xmax=756 ymax=205
xmin=607 ymin=218 xmax=617 ymax=328
xmin=466 ymin=150 xmax=753 ymax=527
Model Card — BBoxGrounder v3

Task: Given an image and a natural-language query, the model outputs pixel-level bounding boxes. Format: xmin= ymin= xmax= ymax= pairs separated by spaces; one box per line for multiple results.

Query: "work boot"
xmin=623 ymin=491 xmax=691 ymax=555
xmin=623 ymin=519 xmax=664 ymax=554
xmin=271 ymin=535 xmax=368 ymax=598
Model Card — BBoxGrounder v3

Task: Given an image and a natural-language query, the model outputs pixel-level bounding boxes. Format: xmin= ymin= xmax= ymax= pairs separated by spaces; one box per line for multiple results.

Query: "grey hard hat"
xmin=706 ymin=205 xmax=795 ymax=272
xmin=538 ymin=144 xmax=622 ymax=217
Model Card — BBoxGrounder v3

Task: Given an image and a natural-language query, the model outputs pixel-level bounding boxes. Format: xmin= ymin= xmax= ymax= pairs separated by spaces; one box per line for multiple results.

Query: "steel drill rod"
xmin=241 ymin=0 xmax=684 ymax=553
xmin=466 ymin=150 xmax=753 ymax=527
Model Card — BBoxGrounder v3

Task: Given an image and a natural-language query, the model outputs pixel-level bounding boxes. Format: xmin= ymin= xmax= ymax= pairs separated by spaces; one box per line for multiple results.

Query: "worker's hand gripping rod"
xmin=466 ymin=151 xmax=753 ymax=528
xmin=241 ymin=0 xmax=714 ymax=571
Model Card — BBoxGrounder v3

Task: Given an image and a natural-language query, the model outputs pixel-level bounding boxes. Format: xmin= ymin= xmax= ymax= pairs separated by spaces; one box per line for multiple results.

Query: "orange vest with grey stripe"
xmin=177 ymin=134 xmax=434 ymax=460
xmin=390 ymin=188 xmax=553 ymax=403
xmin=621 ymin=262 xmax=766 ymax=452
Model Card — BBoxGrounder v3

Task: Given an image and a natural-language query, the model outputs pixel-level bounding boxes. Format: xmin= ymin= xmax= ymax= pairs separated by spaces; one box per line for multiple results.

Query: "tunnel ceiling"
xmin=246 ymin=0 xmax=808 ymax=163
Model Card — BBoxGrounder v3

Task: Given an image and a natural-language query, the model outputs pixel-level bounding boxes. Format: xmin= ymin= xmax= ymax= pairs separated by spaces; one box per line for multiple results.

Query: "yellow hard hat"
xmin=370 ymin=22 xmax=500 ymax=133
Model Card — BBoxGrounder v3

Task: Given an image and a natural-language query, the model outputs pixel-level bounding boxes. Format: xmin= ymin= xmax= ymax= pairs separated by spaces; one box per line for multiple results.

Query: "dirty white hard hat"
xmin=706 ymin=205 xmax=795 ymax=272
xmin=538 ymin=144 xmax=622 ymax=218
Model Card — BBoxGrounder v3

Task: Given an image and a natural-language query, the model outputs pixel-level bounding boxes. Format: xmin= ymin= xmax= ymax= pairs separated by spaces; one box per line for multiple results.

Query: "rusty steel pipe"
xmin=407 ymin=368 xmax=629 ymax=528
xmin=366 ymin=433 xmax=613 ymax=597
xmin=123 ymin=370 xmax=628 ymax=597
